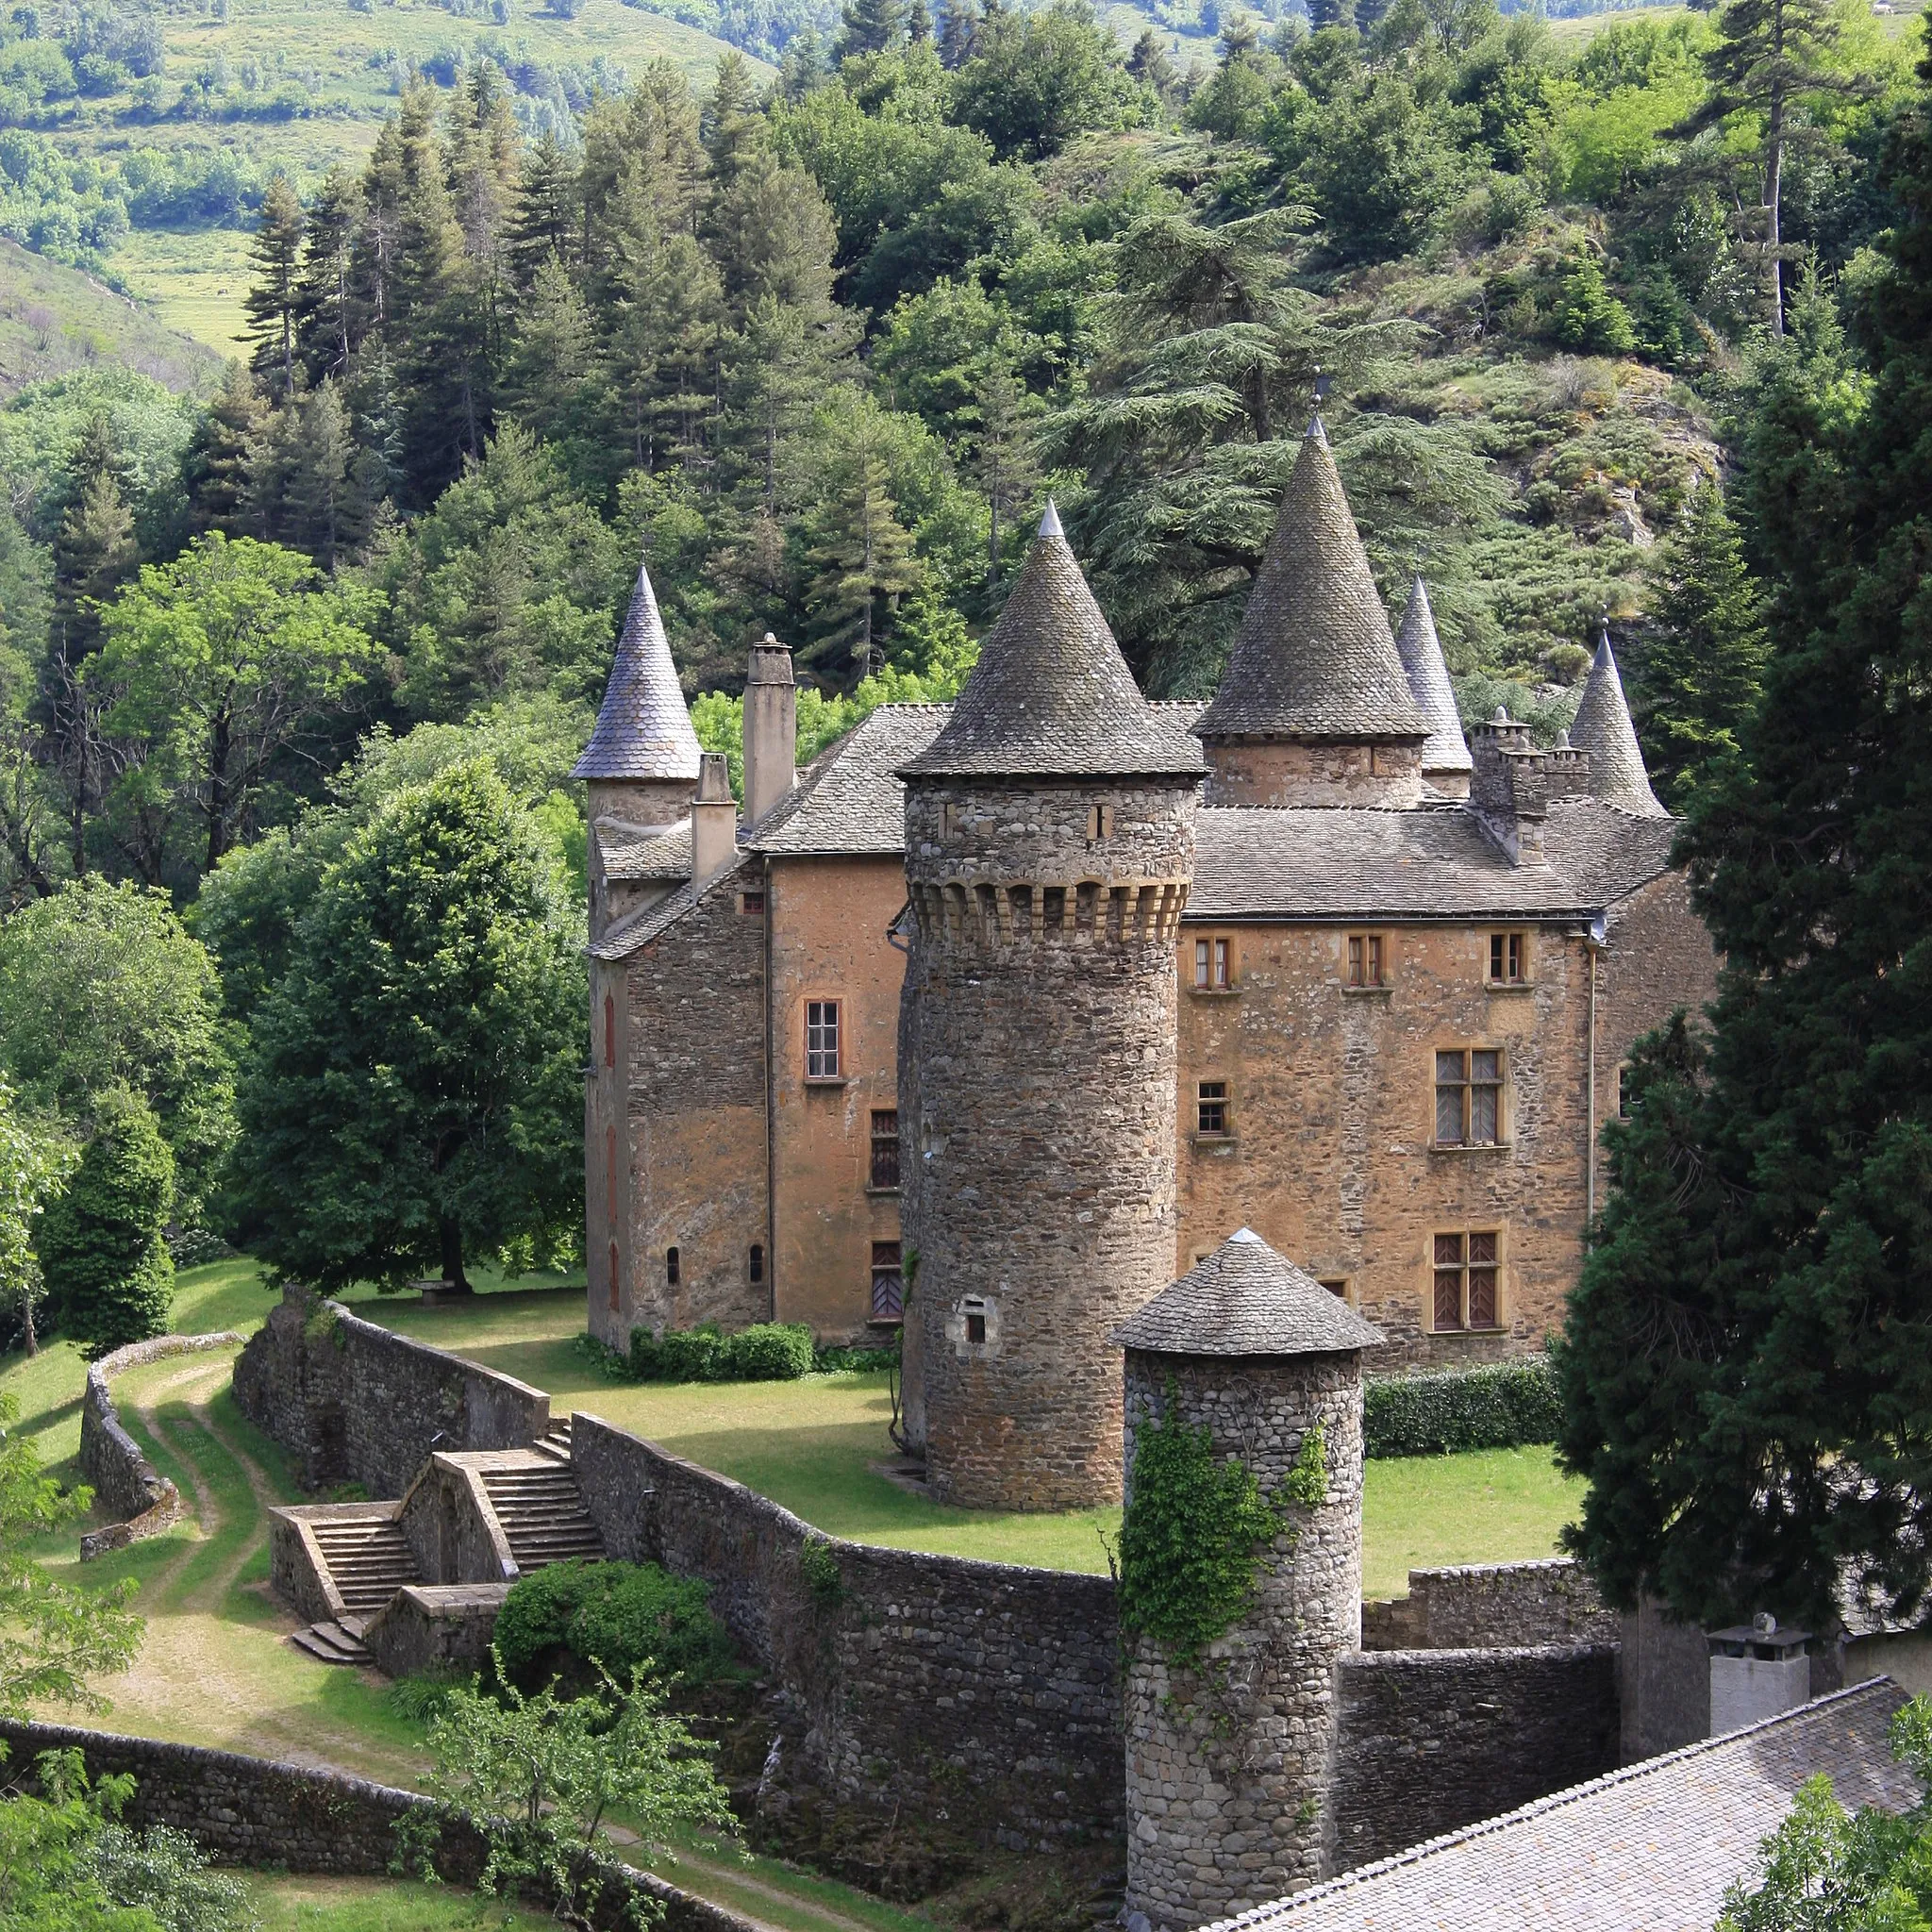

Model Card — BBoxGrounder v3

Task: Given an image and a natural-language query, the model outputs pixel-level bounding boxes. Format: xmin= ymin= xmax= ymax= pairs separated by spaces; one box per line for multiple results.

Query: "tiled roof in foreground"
xmin=1113 ymin=1229 xmax=1383 ymax=1357
xmin=1212 ymin=1679 xmax=1914 ymax=1932
xmin=598 ymin=818 xmax=691 ymax=882
xmin=752 ymin=707 xmax=949 ymax=855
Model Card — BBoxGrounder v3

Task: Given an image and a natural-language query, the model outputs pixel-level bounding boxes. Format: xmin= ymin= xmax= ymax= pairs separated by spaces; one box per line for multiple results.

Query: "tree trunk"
xmin=439 ymin=1215 xmax=473 ymax=1292
xmin=1764 ymin=81 xmax=1786 ymax=338
xmin=207 ymin=708 xmax=232 ymax=873
xmin=23 ymin=1289 xmax=37 ymax=1358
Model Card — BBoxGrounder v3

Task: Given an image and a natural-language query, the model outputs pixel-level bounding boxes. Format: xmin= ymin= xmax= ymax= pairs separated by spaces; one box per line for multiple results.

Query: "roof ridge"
xmin=1205 ymin=1677 xmax=1907 ymax=1932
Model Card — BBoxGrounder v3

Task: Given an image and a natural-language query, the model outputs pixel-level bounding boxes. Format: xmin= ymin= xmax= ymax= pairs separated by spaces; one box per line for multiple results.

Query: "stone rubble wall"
xmin=77 ymin=1331 xmax=244 ymax=1559
xmin=0 ymin=1717 xmax=758 ymax=1932
xmin=572 ymin=1410 xmax=1124 ymax=1850
xmin=1329 ymin=1643 xmax=1621 ymax=1871
xmin=1360 ymin=1557 xmax=1617 ymax=1651
xmin=233 ymin=1283 xmax=548 ymax=1496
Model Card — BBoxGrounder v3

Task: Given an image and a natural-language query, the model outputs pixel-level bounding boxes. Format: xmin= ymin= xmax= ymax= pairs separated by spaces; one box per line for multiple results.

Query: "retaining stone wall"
xmin=78 ymin=1332 xmax=243 ymax=1558
xmin=1329 ymin=1644 xmax=1620 ymax=1871
xmin=233 ymin=1284 xmax=548 ymax=1496
xmin=0 ymin=1718 xmax=756 ymax=1932
xmin=1360 ymin=1557 xmax=1616 ymax=1650
xmin=572 ymin=1411 xmax=1124 ymax=1850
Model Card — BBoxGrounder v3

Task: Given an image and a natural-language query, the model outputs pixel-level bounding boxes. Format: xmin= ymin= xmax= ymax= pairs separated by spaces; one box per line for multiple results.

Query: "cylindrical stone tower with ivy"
xmin=895 ymin=503 xmax=1205 ymax=1511
xmin=1113 ymin=1229 xmax=1382 ymax=1927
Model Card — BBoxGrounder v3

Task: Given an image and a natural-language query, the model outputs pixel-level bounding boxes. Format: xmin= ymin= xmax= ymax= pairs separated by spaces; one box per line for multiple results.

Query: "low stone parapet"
xmin=1361 ymin=1557 xmax=1617 ymax=1651
xmin=366 ymin=1583 xmax=510 ymax=1677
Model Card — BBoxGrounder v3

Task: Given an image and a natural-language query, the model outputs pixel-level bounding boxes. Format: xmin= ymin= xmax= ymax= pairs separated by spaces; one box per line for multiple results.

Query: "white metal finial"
xmin=1038 ymin=499 xmax=1064 ymax=539
xmin=1229 ymin=1226 xmax=1263 ymax=1244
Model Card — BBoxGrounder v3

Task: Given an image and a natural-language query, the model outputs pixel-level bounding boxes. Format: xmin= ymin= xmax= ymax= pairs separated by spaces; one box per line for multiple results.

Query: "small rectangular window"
xmin=1489 ymin=931 xmax=1527 ymax=984
xmin=1319 ymin=1276 xmax=1350 ymax=1301
xmin=1435 ymin=1048 xmax=1503 ymax=1146
xmin=871 ymin=1241 xmax=904 ymax=1321
xmin=1347 ymin=934 xmax=1385 ymax=988
xmin=741 ymin=890 xmax=765 ymax=915
xmin=608 ymin=1241 xmax=621 ymax=1313
xmin=1433 ymin=1230 xmax=1502 ymax=1331
xmin=665 ymin=1245 xmax=680 ymax=1287
xmin=749 ymin=1242 xmax=764 ymax=1284
xmin=870 ymin=1109 xmax=900 ymax=1190
xmin=966 ymin=1308 xmax=987 ymax=1344
xmin=1213 ymin=937 xmax=1230 ymax=989
xmin=1197 ymin=1079 xmax=1228 ymax=1137
xmin=1193 ymin=936 xmax=1233 ymax=989
xmin=806 ymin=1000 xmax=841 ymax=1079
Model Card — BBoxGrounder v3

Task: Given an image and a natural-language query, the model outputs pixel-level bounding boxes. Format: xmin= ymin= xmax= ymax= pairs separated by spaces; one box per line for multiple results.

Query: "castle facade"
xmin=578 ymin=421 xmax=1716 ymax=1452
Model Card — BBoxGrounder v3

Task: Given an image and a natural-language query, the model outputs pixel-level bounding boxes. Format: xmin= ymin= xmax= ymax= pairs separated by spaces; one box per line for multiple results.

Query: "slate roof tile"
xmin=1394 ymin=576 xmax=1473 ymax=776
xmin=597 ymin=818 xmax=691 ymax=882
xmin=589 ymin=850 xmax=753 ymax=961
xmin=573 ymin=561 xmax=704 ymax=783
xmin=1573 ymin=625 xmax=1666 ymax=818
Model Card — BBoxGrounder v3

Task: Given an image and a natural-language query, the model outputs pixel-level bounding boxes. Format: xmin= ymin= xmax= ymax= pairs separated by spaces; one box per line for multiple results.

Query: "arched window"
xmin=605 ymin=1126 xmax=618 ymax=1225
xmin=603 ymin=993 xmax=616 ymax=1068
xmin=608 ymin=1241 xmax=621 ymax=1313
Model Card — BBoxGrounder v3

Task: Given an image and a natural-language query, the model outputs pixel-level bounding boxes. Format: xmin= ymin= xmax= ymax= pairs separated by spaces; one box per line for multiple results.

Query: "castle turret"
xmin=1195 ymin=420 xmax=1430 ymax=807
xmin=896 ymin=503 xmax=1205 ymax=1511
xmin=1572 ymin=620 xmax=1667 ymax=817
xmin=575 ymin=558 xmax=704 ymax=940
xmin=1116 ymin=1230 xmax=1381 ymax=1927
xmin=1393 ymin=574 xmax=1473 ymax=798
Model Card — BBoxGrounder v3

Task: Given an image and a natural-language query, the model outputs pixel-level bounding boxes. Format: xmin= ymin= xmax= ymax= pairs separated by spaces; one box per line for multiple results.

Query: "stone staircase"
xmin=276 ymin=1417 xmax=602 ymax=1668
xmin=479 ymin=1448 xmax=604 ymax=1573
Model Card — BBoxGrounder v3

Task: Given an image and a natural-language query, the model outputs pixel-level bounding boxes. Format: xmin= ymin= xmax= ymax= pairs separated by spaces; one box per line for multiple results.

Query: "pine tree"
xmin=907 ymin=0 xmax=933 ymax=42
xmin=285 ymin=383 xmax=371 ymax=571
xmin=52 ymin=422 xmax=138 ymax=669
xmin=242 ymin=175 xmax=305 ymax=402
xmin=1127 ymin=26 xmax=1178 ymax=100
xmin=839 ymin=0 xmax=906 ymax=59
xmin=503 ymin=253 xmax=613 ymax=489
xmin=803 ymin=402 xmax=920 ymax=675
xmin=183 ymin=361 xmax=267 ymax=536
xmin=506 ymin=130 xmax=578 ymax=291
xmin=969 ymin=364 xmax=1041 ymax=586
xmin=1554 ymin=42 xmax=1932 ymax=1632
xmin=703 ymin=50 xmax=762 ymax=186
xmin=1638 ymin=489 xmax=1771 ymax=810
xmin=1670 ymin=0 xmax=1875 ymax=336
xmin=937 ymin=0 xmax=979 ymax=66
xmin=292 ymin=163 xmax=361 ymax=383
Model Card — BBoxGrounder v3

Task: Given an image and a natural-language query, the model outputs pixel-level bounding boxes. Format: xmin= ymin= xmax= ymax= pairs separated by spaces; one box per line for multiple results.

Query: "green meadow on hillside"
xmin=0 ymin=233 xmax=221 ymax=389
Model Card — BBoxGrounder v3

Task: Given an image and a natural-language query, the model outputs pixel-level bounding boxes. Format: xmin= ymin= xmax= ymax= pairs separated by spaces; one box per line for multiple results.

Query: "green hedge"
xmin=627 ymin=1321 xmax=816 ymax=1383
xmin=494 ymin=1558 xmax=736 ymax=1688
xmin=1363 ymin=1357 xmax=1561 ymax=1457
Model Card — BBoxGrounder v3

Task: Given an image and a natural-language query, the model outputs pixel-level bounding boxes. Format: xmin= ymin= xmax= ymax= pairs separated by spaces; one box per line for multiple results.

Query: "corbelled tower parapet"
xmin=896 ymin=505 xmax=1204 ymax=1511
xmin=1115 ymin=1231 xmax=1382 ymax=1928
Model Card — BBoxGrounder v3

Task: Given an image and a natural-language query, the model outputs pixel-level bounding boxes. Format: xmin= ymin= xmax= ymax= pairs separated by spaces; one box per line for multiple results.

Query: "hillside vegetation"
xmin=0 ymin=234 xmax=220 ymax=389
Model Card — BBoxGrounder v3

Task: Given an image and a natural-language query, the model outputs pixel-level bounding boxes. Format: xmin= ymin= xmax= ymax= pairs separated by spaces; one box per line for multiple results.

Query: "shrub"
xmin=493 ymin=1558 xmax=736 ymax=1689
xmin=87 ymin=1820 xmax=258 ymax=1932
xmin=37 ymin=1086 xmax=175 ymax=1352
xmin=1363 ymin=1357 xmax=1561 ymax=1458
xmin=625 ymin=1321 xmax=816 ymax=1383
xmin=812 ymin=1342 xmax=898 ymax=1374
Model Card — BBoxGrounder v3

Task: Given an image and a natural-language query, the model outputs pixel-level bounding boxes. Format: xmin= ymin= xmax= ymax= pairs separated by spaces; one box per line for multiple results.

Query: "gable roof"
xmin=753 ymin=707 xmax=950 ymax=856
xmin=1211 ymin=1678 xmax=1916 ymax=1932
xmin=1112 ymin=1228 xmax=1383 ymax=1356
xmin=1393 ymin=575 xmax=1473 ymax=776
xmin=899 ymin=510 xmax=1205 ymax=781
xmin=1196 ymin=421 xmax=1431 ymax=744
xmin=573 ymin=561 xmax=704 ymax=783
xmin=1572 ymin=625 xmax=1666 ymax=818
xmin=589 ymin=848 xmax=753 ymax=961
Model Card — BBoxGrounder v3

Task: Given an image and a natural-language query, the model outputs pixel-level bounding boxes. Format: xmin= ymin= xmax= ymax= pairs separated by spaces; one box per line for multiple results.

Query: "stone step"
xmin=291 ymin=1622 xmax=371 ymax=1666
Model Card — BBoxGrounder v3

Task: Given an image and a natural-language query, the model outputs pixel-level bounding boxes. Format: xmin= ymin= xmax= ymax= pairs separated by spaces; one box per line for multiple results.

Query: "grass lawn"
xmin=244 ymin=1873 xmax=554 ymax=1931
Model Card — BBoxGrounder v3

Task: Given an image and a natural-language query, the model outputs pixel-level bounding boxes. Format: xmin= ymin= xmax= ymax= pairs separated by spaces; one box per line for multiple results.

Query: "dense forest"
xmin=0 ymin=0 xmax=1920 ymax=1302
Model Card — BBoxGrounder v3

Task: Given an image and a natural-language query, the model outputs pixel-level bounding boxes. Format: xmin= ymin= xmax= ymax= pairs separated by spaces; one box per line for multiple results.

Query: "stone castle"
xmin=577 ymin=415 xmax=1716 ymax=1509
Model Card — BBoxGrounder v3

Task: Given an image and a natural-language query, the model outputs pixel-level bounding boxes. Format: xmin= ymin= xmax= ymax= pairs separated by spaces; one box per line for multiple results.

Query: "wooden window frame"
xmin=1488 ymin=930 xmax=1530 ymax=987
xmin=1196 ymin=1078 xmax=1230 ymax=1138
xmin=1432 ymin=1230 xmax=1503 ymax=1332
xmin=1434 ymin=1046 xmax=1505 ymax=1147
xmin=869 ymin=1108 xmax=901 ymax=1191
xmin=740 ymin=889 xmax=766 ymax=916
xmin=1191 ymin=934 xmax=1235 ymax=992
xmin=1345 ymin=932 xmax=1388 ymax=990
xmin=1087 ymin=803 xmax=1113 ymax=841
xmin=805 ymin=999 xmax=841 ymax=1081
xmin=871 ymin=1241 xmax=904 ymax=1322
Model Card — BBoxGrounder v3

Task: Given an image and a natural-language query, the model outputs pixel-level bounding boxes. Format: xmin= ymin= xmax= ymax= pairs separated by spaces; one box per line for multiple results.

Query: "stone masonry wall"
xmin=901 ymin=777 xmax=1196 ymax=1509
xmin=1122 ymin=1351 xmax=1366 ymax=1927
xmin=571 ymin=1411 xmax=1124 ymax=1848
xmin=0 ymin=1717 xmax=756 ymax=1932
xmin=1329 ymin=1644 xmax=1620 ymax=1870
xmin=233 ymin=1284 xmax=548 ymax=1495
xmin=1360 ymin=1557 xmax=1617 ymax=1651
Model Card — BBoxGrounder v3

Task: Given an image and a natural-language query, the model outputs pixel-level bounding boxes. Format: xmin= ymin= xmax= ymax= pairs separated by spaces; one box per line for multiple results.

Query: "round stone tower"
xmin=895 ymin=505 xmax=1205 ymax=1511
xmin=1114 ymin=1229 xmax=1382 ymax=1927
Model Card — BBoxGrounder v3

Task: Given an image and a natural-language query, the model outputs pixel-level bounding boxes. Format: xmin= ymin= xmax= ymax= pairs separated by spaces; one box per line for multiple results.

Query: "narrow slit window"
xmin=806 ymin=1000 xmax=841 ymax=1079
xmin=1435 ymin=1048 xmax=1503 ymax=1145
xmin=604 ymin=992 xmax=616 ymax=1068
xmin=608 ymin=1241 xmax=621 ymax=1313
xmin=605 ymin=1126 xmax=618 ymax=1226
xmin=1087 ymin=803 xmax=1112 ymax=840
xmin=749 ymin=1243 xmax=764 ymax=1285
xmin=666 ymin=1246 xmax=680 ymax=1287
xmin=1197 ymin=1079 xmax=1228 ymax=1137
xmin=871 ymin=1241 xmax=904 ymax=1321
xmin=965 ymin=1306 xmax=987 ymax=1344
xmin=870 ymin=1109 xmax=900 ymax=1190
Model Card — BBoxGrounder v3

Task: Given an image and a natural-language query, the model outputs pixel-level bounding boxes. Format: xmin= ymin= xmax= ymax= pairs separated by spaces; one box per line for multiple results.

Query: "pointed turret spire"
xmin=573 ymin=559 xmax=703 ymax=783
xmin=1393 ymin=574 xmax=1472 ymax=785
xmin=1572 ymin=620 xmax=1666 ymax=818
xmin=899 ymin=512 xmax=1202 ymax=779
xmin=1196 ymin=420 xmax=1430 ymax=743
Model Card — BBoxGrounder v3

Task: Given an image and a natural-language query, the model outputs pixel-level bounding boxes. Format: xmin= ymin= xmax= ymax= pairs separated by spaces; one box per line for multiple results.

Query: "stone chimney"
xmin=1544 ymin=727 xmax=1592 ymax=801
xmin=742 ymin=632 xmax=797 ymax=826
xmin=691 ymin=753 xmax=738 ymax=884
xmin=1470 ymin=708 xmax=1548 ymax=865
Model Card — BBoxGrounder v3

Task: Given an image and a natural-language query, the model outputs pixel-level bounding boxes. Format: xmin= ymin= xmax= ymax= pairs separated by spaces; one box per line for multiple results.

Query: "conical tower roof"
xmin=899 ymin=506 xmax=1205 ymax=780
xmin=573 ymin=560 xmax=704 ymax=783
xmin=1111 ymin=1227 xmax=1383 ymax=1357
xmin=1196 ymin=420 xmax=1431 ymax=743
xmin=1393 ymin=575 xmax=1472 ymax=776
xmin=1572 ymin=623 xmax=1666 ymax=817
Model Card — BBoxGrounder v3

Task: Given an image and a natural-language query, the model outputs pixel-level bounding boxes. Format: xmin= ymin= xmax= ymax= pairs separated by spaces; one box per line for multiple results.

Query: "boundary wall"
xmin=1361 ymin=1557 xmax=1618 ymax=1651
xmin=0 ymin=1718 xmax=757 ymax=1932
xmin=78 ymin=1331 xmax=245 ymax=1559
xmin=233 ymin=1285 xmax=549 ymax=1495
